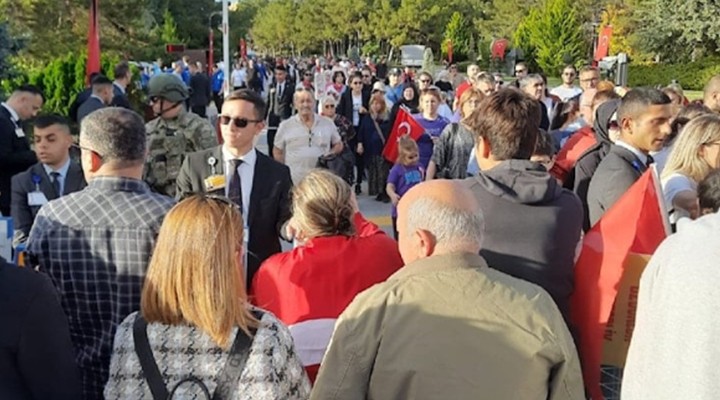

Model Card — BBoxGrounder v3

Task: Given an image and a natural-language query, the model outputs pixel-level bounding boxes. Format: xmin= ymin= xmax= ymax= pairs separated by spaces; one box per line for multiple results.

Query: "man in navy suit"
xmin=0 ymin=85 xmax=44 ymax=216
xmin=11 ymin=115 xmax=86 ymax=245
xmin=77 ymin=75 xmax=113 ymax=124
xmin=587 ymin=88 xmax=673 ymax=226
xmin=177 ymin=89 xmax=292 ymax=287
xmin=111 ymin=62 xmax=132 ymax=109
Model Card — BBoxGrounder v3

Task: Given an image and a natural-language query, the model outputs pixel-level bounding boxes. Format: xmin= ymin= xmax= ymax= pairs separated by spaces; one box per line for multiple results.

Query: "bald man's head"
xmin=704 ymin=75 xmax=720 ymax=112
xmin=397 ymin=180 xmax=485 ymax=264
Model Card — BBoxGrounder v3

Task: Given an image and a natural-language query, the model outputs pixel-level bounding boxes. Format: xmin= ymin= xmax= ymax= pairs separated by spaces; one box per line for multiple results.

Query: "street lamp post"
xmin=222 ymin=0 xmax=231 ymax=97
xmin=208 ymin=12 xmax=221 ymax=76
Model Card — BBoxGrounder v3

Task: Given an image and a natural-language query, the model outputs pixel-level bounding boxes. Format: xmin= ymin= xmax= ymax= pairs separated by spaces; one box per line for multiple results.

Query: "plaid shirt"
xmin=27 ymin=176 xmax=175 ymax=400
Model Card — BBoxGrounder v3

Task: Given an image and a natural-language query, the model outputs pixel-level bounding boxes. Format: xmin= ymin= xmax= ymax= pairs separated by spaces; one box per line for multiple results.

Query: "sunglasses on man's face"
xmin=219 ymin=115 xmax=262 ymax=128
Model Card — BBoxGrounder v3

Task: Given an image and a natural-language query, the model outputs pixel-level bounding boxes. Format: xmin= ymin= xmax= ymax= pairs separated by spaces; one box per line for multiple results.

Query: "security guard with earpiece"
xmin=144 ymin=74 xmax=218 ymax=197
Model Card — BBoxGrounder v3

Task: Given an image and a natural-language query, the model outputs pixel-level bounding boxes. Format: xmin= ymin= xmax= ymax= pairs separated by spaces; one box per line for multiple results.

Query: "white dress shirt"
xmin=615 ymin=140 xmax=648 ymax=166
xmin=222 ymin=146 xmax=256 ymax=219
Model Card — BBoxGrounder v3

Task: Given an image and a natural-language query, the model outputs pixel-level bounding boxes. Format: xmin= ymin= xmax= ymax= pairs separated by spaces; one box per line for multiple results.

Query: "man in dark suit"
xmin=11 ymin=115 xmax=86 ymax=245
xmin=176 ymin=89 xmax=292 ymax=286
xmin=188 ymin=62 xmax=211 ymax=118
xmin=0 ymin=255 xmax=82 ymax=399
xmin=265 ymin=65 xmax=294 ymax=158
xmin=77 ymin=75 xmax=113 ymax=124
xmin=111 ymin=62 xmax=132 ymax=109
xmin=0 ymin=85 xmax=43 ymax=216
xmin=587 ymin=88 xmax=672 ymax=226
xmin=68 ymin=72 xmax=99 ymax=123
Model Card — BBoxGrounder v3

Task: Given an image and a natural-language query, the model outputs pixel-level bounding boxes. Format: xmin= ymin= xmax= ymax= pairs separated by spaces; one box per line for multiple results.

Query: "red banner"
xmin=240 ymin=39 xmax=247 ymax=59
xmin=447 ymin=40 xmax=453 ymax=64
xmin=382 ymin=107 xmax=424 ymax=163
xmin=86 ymin=0 xmax=101 ymax=84
xmin=570 ymin=168 xmax=669 ymax=399
xmin=594 ymin=26 xmax=613 ymax=62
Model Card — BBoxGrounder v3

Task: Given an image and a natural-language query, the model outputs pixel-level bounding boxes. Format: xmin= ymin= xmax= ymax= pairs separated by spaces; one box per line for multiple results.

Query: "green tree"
xmin=250 ymin=0 xmax=297 ymax=55
xmin=514 ymin=0 xmax=587 ymax=75
xmin=442 ymin=12 xmax=472 ymax=61
xmin=633 ymin=0 xmax=720 ymax=61
xmin=158 ymin=9 xmax=181 ymax=44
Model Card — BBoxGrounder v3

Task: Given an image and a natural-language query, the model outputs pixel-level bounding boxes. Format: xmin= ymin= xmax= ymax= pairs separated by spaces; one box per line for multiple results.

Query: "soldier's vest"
xmin=146 ymin=122 xmax=192 ymax=196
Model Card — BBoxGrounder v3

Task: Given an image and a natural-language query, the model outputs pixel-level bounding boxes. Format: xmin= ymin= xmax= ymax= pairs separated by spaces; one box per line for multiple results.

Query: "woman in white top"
xmin=661 ymin=114 xmax=720 ymax=222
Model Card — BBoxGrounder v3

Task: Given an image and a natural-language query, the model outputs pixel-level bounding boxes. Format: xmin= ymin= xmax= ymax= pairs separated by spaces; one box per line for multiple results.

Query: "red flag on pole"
xmin=86 ymin=0 xmax=101 ymax=84
xmin=570 ymin=168 xmax=669 ymax=399
xmin=382 ymin=106 xmax=424 ymax=163
xmin=594 ymin=25 xmax=613 ymax=62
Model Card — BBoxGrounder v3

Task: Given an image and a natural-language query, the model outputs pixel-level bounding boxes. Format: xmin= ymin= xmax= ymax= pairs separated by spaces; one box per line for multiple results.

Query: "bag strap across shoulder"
xmin=371 ymin=118 xmax=386 ymax=145
xmin=133 ymin=310 xmax=264 ymax=400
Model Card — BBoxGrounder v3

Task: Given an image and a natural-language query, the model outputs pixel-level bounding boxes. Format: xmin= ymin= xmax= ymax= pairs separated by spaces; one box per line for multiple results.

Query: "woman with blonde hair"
xmin=357 ymin=91 xmax=392 ymax=201
xmin=105 ymin=196 xmax=310 ymax=399
xmin=427 ymin=87 xmax=484 ymax=179
xmin=252 ymin=169 xmax=402 ymax=383
xmin=662 ymin=114 xmax=720 ymax=222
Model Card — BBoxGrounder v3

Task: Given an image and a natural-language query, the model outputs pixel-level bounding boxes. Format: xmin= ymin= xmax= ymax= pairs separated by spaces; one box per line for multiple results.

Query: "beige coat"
xmin=311 ymin=252 xmax=584 ymax=400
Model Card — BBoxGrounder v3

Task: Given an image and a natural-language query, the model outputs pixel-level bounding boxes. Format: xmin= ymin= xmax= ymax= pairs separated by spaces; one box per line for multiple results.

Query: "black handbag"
xmin=132 ymin=311 xmax=262 ymax=400
xmin=317 ymin=144 xmax=355 ymax=180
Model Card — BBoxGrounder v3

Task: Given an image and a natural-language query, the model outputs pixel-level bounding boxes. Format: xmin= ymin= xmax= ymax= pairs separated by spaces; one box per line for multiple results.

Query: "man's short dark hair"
xmin=617 ymin=88 xmax=671 ymax=123
xmin=466 ymin=88 xmax=541 ymax=160
xmin=275 ymin=65 xmax=287 ymax=72
xmin=80 ymin=107 xmax=146 ymax=164
xmin=114 ymin=62 xmax=130 ymax=80
xmin=91 ymin=75 xmax=113 ymax=87
xmin=534 ymin=129 xmax=556 ymax=158
xmin=33 ymin=114 xmax=70 ymax=131
xmin=13 ymin=84 xmax=44 ymax=102
xmin=225 ymin=89 xmax=267 ymax=120
xmin=698 ymin=168 xmax=720 ymax=214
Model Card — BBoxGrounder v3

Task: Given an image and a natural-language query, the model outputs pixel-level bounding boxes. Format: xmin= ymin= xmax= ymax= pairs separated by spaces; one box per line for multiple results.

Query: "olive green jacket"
xmin=311 ymin=252 xmax=584 ymax=400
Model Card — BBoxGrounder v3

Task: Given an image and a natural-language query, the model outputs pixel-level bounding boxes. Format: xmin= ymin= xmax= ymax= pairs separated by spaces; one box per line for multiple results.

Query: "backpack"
xmin=133 ymin=311 xmax=263 ymax=400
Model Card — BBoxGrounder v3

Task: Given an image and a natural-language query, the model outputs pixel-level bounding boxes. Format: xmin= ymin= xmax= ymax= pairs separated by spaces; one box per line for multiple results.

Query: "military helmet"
xmin=147 ymin=73 xmax=189 ymax=103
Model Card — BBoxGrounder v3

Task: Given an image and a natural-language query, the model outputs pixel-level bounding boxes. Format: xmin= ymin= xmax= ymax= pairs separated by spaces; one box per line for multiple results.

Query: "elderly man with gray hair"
xmin=311 ymin=179 xmax=584 ymax=400
xmin=26 ymin=107 xmax=175 ymax=399
xmin=519 ymin=73 xmax=552 ymax=130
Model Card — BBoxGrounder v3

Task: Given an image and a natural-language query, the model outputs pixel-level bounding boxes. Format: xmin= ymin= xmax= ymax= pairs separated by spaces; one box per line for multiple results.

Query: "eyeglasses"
xmin=580 ymin=77 xmax=599 ymax=83
xmin=563 ymin=72 xmax=576 ymax=77
xmin=219 ymin=115 xmax=262 ymax=128
xmin=71 ymin=143 xmax=103 ymax=160
xmin=304 ymin=73 xmax=313 ymax=77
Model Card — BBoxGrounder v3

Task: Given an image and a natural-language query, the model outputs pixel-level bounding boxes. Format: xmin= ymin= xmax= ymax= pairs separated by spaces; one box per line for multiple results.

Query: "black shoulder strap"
xmin=133 ymin=314 xmax=170 ymax=400
xmin=133 ymin=311 xmax=264 ymax=400
xmin=212 ymin=310 xmax=263 ymax=399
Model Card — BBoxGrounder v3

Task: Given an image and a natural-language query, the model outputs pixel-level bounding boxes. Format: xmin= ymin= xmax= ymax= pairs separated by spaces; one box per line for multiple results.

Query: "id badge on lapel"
xmin=204 ymin=175 xmax=226 ymax=192
xmin=28 ymin=191 xmax=49 ymax=206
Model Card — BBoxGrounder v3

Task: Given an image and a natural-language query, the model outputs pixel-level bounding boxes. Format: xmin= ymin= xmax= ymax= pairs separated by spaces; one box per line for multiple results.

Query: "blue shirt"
xmin=42 ymin=158 xmax=71 ymax=195
xmin=212 ymin=70 xmax=225 ymax=93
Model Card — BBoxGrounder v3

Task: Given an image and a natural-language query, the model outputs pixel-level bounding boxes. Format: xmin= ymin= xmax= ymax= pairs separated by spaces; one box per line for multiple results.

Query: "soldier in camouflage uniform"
xmin=144 ymin=74 xmax=218 ymax=197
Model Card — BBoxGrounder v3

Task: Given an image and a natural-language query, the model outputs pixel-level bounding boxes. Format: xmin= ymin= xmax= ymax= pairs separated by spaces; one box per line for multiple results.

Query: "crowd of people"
xmin=3 ymin=49 xmax=720 ymax=400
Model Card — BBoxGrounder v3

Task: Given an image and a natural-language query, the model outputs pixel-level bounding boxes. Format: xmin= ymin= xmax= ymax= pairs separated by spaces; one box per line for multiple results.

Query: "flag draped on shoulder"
xmin=382 ymin=106 xmax=424 ymax=162
xmin=570 ymin=168 xmax=670 ymax=399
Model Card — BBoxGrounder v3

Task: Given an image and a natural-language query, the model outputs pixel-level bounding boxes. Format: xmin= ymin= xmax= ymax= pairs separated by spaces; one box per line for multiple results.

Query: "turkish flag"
xmin=594 ymin=26 xmax=613 ymax=62
xmin=382 ymin=106 xmax=424 ymax=162
xmin=86 ymin=0 xmax=101 ymax=84
xmin=570 ymin=168 xmax=669 ymax=399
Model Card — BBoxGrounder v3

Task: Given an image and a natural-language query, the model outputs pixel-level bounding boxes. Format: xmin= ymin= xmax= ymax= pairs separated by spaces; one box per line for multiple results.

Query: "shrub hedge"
xmin=628 ymin=58 xmax=720 ymax=90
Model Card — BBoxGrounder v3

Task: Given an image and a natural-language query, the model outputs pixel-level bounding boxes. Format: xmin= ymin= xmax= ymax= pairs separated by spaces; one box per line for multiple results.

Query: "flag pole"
xmin=86 ymin=0 xmax=101 ymax=84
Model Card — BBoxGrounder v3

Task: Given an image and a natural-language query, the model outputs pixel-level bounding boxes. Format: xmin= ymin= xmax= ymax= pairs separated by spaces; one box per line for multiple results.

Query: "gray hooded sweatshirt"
xmin=464 ymin=160 xmax=583 ymax=322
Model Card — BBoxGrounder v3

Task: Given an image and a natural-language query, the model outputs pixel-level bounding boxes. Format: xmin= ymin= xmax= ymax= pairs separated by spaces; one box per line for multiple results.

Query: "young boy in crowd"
xmin=387 ymin=136 xmax=424 ymax=239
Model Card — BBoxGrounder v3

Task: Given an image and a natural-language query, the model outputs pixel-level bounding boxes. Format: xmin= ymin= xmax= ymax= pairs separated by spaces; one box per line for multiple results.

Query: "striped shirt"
xmin=27 ymin=176 xmax=175 ymax=400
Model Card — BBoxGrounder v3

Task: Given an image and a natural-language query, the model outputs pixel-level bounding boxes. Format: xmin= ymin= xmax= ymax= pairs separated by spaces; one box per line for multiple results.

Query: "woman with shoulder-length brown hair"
xmin=104 ymin=195 xmax=310 ymax=399
xmin=357 ymin=91 xmax=392 ymax=201
xmin=251 ymin=169 xmax=403 ymax=384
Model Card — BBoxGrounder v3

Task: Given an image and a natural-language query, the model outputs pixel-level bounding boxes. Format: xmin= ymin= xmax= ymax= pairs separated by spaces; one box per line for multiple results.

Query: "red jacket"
xmin=250 ymin=212 xmax=403 ymax=383
xmin=550 ymin=126 xmax=597 ymax=184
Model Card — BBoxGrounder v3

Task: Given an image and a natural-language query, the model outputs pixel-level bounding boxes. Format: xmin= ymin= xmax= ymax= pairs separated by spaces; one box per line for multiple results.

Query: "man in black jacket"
xmin=189 ymin=62 xmax=212 ymax=118
xmin=176 ymin=89 xmax=292 ymax=287
xmin=587 ymin=88 xmax=672 ymax=226
xmin=0 ymin=85 xmax=43 ymax=216
xmin=265 ymin=65 xmax=294 ymax=158
xmin=111 ymin=61 xmax=132 ymax=109
xmin=463 ymin=88 xmax=583 ymax=323
xmin=0 ymin=256 xmax=81 ymax=399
